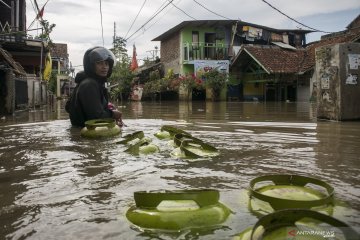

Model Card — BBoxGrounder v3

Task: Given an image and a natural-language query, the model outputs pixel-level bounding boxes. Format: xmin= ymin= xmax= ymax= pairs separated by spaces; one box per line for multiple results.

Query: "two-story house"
xmin=152 ymin=20 xmax=312 ymax=101
xmin=1 ymin=0 xmax=52 ymax=113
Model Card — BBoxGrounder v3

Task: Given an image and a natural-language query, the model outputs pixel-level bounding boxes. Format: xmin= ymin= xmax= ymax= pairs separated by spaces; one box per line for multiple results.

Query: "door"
xmin=205 ymin=33 xmax=216 ymax=59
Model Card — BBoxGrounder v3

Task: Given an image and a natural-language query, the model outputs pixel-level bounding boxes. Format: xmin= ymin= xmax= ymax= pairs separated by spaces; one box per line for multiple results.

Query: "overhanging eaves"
xmin=243 ymin=48 xmax=270 ymax=74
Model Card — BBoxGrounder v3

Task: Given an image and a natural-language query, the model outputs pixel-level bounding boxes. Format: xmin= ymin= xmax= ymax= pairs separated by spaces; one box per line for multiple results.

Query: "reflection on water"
xmin=0 ymin=101 xmax=359 ymax=239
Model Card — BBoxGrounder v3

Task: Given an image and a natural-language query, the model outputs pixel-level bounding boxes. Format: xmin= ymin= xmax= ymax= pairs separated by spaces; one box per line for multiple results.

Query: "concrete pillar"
xmin=316 ymin=43 xmax=360 ymax=120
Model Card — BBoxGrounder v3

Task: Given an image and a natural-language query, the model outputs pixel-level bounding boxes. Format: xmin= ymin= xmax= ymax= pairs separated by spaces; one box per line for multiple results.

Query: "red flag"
xmin=36 ymin=6 xmax=44 ymax=19
xmin=130 ymin=44 xmax=138 ymax=71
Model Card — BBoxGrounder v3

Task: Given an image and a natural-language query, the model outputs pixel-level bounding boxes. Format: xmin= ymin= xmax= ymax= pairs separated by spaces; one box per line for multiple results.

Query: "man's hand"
xmin=112 ymin=110 xmax=125 ymax=127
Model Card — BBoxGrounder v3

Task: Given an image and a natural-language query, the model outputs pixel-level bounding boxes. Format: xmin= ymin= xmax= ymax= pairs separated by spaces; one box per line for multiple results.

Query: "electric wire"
xmin=27 ymin=0 xmax=51 ymax=31
xmin=125 ymin=0 xmax=175 ymax=41
xmin=0 ymin=0 xmax=11 ymax=8
xmin=126 ymin=0 xmax=168 ymax=41
xmin=127 ymin=0 xmax=184 ymax=43
xmin=27 ymin=0 xmax=39 ymax=30
xmin=192 ymin=0 xmax=231 ymax=20
xmin=260 ymin=0 xmax=332 ymax=33
xmin=125 ymin=0 xmax=170 ymax=42
xmin=99 ymin=0 xmax=104 ymax=46
xmin=125 ymin=0 xmax=147 ymax=39
xmin=168 ymin=0 xmax=196 ymax=20
xmin=146 ymin=0 xmax=169 ymax=26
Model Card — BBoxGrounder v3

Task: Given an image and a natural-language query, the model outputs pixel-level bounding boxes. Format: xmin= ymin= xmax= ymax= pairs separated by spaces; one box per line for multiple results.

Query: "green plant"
xmin=36 ymin=19 xmax=56 ymax=46
xmin=203 ymin=70 xmax=227 ymax=91
xmin=48 ymin=71 xmax=57 ymax=94
xmin=178 ymin=74 xmax=204 ymax=90
xmin=109 ymin=53 xmax=134 ymax=101
xmin=203 ymin=70 xmax=227 ymax=100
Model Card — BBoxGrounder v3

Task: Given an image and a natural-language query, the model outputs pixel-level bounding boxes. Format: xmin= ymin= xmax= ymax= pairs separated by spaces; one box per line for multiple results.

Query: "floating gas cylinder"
xmin=80 ymin=118 xmax=121 ymax=138
xmin=118 ymin=131 xmax=159 ymax=155
xmin=154 ymin=125 xmax=191 ymax=140
xmin=235 ymin=209 xmax=359 ymax=240
xmin=248 ymin=174 xmax=335 ymax=217
xmin=126 ymin=189 xmax=231 ymax=231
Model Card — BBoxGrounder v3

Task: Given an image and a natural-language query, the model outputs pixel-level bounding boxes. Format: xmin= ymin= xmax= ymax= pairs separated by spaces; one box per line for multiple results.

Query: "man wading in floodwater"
xmin=66 ymin=47 xmax=124 ymax=127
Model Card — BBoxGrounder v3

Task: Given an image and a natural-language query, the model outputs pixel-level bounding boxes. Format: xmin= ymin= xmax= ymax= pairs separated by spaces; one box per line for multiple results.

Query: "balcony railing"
xmin=183 ymin=42 xmax=229 ymax=62
xmin=0 ymin=21 xmax=27 ymax=43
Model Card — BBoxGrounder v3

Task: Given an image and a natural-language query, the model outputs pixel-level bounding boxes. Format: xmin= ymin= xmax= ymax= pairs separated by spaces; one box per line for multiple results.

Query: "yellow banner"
xmin=43 ymin=52 xmax=52 ymax=81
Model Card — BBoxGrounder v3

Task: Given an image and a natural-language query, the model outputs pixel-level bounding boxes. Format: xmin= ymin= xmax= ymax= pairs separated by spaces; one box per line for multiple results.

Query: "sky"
xmin=25 ymin=0 xmax=360 ymax=73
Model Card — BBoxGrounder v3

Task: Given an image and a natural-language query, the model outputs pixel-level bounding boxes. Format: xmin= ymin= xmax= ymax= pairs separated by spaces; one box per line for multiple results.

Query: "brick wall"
xmin=160 ymin=32 xmax=181 ymax=73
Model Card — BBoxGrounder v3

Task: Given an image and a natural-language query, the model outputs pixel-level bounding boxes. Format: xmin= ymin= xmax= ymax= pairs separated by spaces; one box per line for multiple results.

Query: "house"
xmin=152 ymin=20 xmax=312 ymax=101
xmin=0 ymin=47 xmax=27 ymax=114
xmin=51 ymin=43 xmax=69 ymax=75
xmin=0 ymin=0 xmax=53 ymax=114
xmin=231 ymin=45 xmax=308 ymax=101
xmin=232 ymin=15 xmax=360 ymax=102
xmin=50 ymin=43 xmax=74 ymax=97
xmin=303 ymin=15 xmax=360 ymax=101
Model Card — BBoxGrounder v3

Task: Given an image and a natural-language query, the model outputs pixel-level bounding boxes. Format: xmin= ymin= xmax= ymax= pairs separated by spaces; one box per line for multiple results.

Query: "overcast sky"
xmin=26 ymin=0 xmax=360 ymax=72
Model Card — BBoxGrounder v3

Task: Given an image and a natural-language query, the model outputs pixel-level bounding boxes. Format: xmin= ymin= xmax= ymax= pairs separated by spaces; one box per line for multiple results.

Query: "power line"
xmin=192 ymin=0 xmax=231 ymax=20
xmin=99 ymin=0 xmax=104 ymax=46
xmin=125 ymin=0 xmax=147 ymax=39
xmin=127 ymin=1 xmax=176 ymax=43
xmin=129 ymin=0 xmax=183 ymax=43
xmin=126 ymin=0 xmax=175 ymax=41
xmin=168 ymin=0 xmax=196 ymax=20
xmin=260 ymin=0 xmax=332 ymax=33
xmin=126 ymin=0 xmax=169 ymax=42
xmin=146 ymin=0 xmax=169 ymax=26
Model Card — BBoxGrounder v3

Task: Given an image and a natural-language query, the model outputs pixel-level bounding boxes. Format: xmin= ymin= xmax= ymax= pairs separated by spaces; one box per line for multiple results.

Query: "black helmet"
xmin=83 ymin=46 xmax=116 ymax=78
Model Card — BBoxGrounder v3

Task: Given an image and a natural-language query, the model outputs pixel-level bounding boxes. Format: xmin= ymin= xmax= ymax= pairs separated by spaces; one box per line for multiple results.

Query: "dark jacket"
xmin=66 ymin=47 xmax=115 ymax=127
xmin=65 ymin=71 xmax=113 ymax=127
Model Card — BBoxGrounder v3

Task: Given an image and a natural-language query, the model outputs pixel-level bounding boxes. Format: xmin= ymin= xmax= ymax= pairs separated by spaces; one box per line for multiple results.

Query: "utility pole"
xmin=113 ymin=22 xmax=116 ymax=48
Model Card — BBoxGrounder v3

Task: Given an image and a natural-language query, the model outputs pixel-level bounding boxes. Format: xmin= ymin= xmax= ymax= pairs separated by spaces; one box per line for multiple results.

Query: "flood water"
xmin=0 ymin=100 xmax=359 ymax=239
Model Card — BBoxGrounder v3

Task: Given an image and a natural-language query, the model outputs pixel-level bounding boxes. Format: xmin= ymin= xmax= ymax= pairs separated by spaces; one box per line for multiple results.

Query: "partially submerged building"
xmin=1 ymin=0 xmax=71 ymax=114
xmin=152 ymin=17 xmax=360 ymax=102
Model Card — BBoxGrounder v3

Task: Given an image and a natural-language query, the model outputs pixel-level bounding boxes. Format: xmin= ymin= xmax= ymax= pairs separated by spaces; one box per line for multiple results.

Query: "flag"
xmin=36 ymin=6 xmax=44 ymax=19
xmin=130 ymin=44 xmax=138 ymax=71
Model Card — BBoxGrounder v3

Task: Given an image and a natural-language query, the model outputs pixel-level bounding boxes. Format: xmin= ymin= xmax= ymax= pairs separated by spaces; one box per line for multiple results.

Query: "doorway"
xmin=205 ymin=33 xmax=216 ymax=59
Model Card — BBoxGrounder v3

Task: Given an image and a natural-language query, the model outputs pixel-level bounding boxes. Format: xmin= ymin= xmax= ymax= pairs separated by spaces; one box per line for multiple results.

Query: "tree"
xmin=110 ymin=36 xmax=127 ymax=61
xmin=36 ymin=20 xmax=56 ymax=46
xmin=109 ymin=36 xmax=134 ymax=102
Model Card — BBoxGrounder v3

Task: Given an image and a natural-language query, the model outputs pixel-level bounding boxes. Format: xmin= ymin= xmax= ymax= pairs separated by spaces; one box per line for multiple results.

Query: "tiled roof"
xmin=50 ymin=43 xmax=68 ymax=59
xmin=238 ymin=45 xmax=306 ymax=74
xmin=234 ymin=28 xmax=360 ymax=74
xmin=301 ymin=28 xmax=360 ymax=72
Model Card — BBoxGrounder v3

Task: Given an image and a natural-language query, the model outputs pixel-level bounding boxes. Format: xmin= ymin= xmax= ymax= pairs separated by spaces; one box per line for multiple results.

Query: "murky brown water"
xmin=1 ymin=100 xmax=359 ymax=239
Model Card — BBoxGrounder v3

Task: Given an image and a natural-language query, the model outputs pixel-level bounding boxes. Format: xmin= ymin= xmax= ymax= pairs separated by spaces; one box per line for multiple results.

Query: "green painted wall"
xmin=181 ymin=27 xmax=225 ymax=45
